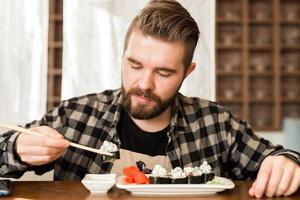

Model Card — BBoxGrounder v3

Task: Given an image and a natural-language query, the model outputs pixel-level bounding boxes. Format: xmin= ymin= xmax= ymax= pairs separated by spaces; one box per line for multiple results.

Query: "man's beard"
xmin=122 ymin=86 xmax=174 ymax=120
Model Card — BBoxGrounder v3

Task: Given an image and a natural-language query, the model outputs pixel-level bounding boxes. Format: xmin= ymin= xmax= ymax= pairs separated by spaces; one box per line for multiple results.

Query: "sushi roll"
xmin=149 ymin=165 xmax=170 ymax=184
xmin=200 ymin=161 xmax=215 ymax=183
xmin=184 ymin=167 xmax=203 ymax=184
xmin=169 ymin=167 xmax=187 ymax=184
xmin=99 ymin=141 xmax=120 ymax=160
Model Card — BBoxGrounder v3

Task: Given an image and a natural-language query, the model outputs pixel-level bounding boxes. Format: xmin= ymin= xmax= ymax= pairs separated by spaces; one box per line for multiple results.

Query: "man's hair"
xmin=124 ymin=0 xmax=200 ymax=69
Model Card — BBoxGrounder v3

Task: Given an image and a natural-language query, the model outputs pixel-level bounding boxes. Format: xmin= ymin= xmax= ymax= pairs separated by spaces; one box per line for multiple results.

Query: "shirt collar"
xmin=169 ymin=93 xmax=194 ymax=137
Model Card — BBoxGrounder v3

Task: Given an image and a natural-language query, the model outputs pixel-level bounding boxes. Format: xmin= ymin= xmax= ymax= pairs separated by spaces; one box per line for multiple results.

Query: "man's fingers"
xmin=248 ymin=181 xmax=256 ymax=196
xmin=30 ymin=126 xmax=64 ymax=139
xmin=21 ymin=154 xmax=64 ymax=166
xmin=19 ymin=134 xmax=69 ymax=148
xmin=17 ymin=145 xmax=67 ymax=156
xmin=275 ymin=162 xmax=295 ymax=196
xmin=284 ymin=168 xmax=300 ymax=196
xmin=15 ymin=126 xmax=69 ymax=166
xmin=249 ymin=156 xmax=300 ymax=198
xmin=265 ymin=157 xmax=285 ymax=197
xmin=253 ymin=157 xmax=273 ymax=198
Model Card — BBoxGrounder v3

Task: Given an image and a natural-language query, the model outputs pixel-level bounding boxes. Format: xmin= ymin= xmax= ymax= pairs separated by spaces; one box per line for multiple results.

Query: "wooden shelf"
xmin=217 ymin=18 xmax=242 ymax=24
xmin=249 ymin=45 xmax=273 ymax=50
xmin=48 ymin=96 xmax=61 ymax=103
xmin=217 ymin=71 xmax=243 ymax=76
xmin=50 ymin=14 xmax=63 ymax=21
xmin=249 ymin=71 xmax=274 ymax=77
xmin=250 ymin=99 xmax=275 ymax=103
xmin=217 ymin=98 xmax=244 ymax=103
xmin=216 ymin=0 xmax=300 ymax=131
xmin=281 ymin=98 xmax=300 ymax=103
xmin=48 ymin=68 xmax=62 ymax=75
xmin=216 ymin=44 xmax=242 ymax=50
xmin=249 ymin=19 xmax=274 ymax=24
xmin=280 ymin=19 xmax=300 ymax=25
xmin=48 ymin=42 xmax=63 ymax=48
xmin=281 ymin=45 xmax=300 ymax=50
xmin=281 ymin=71 xmax=300 ymax=76
xmin=47 ymin=0 xmax=63 ymax=111
xmin=253 ymin=127 xmax=282 ymax=131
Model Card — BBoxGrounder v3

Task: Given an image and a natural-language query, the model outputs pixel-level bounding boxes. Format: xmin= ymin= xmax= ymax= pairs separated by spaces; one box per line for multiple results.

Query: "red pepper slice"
xmin=123 ymin=166 xmax=149 ymax=184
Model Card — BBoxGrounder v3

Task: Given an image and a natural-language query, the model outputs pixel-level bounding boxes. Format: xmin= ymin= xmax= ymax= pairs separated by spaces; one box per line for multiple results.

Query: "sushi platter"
xmin=116 ymin=176 xmax=235 ymax=196
xmin=116 ymin=161 xmax=235 ymax=196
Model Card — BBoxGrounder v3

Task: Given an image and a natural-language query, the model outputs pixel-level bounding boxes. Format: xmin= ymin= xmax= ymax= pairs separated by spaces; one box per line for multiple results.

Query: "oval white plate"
xmin=116 ymin=176 xmax=235 ymax=196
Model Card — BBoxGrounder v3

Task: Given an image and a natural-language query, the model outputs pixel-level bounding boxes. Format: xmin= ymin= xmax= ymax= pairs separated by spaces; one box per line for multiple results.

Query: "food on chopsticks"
xmin=122 ymin=160 xmax=215 ymax=185
xmin=0 ymin=123 xmax=117 ymax=157
xmin=100 ymin=141 xmax=118 ymax=152
xmin=99 ymin=141 xmax=120 ymax=160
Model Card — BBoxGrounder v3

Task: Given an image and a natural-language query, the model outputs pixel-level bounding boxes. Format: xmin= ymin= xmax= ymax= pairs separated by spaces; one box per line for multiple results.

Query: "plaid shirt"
xmin=0 ymin=89 xmax=299 ymax=180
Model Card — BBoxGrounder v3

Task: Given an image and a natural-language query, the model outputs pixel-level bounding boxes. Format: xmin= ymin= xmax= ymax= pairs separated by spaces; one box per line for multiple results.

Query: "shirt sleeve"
xmin=226 ymin=113 xmax=300 ymax=180
xmin=0 ymin=101 xmax=67 ymax=178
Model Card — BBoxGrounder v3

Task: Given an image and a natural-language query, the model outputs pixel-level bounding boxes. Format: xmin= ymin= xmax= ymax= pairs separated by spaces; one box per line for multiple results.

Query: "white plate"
xmin=81 ymin=174 xmax=116 ymax=194
xmin=116 ymin=176 xmax=235 ymax=196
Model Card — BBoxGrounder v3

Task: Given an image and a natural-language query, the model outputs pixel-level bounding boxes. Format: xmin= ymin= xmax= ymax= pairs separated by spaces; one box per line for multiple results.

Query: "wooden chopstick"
xmin=0 ymin=123 xmax=113 ymax=157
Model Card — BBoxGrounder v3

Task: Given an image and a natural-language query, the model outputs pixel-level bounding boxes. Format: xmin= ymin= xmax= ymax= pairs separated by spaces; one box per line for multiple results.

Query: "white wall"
xmin=257 ymin=131 xmax=284 ymax=146
xmin=0 ymin=0 xmax=48 ymax=124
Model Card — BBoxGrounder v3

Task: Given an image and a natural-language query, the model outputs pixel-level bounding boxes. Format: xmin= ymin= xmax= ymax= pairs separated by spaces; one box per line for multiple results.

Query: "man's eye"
xmin=157 ymin=71 xmax=171 ymax=77
xmin=131 ymin=65 xmax=142 ymax=70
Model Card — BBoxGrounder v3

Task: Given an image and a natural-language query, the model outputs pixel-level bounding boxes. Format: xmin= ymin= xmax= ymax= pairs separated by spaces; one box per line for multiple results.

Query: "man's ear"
xmin=184 ymin=63 xmax=196 ymax=78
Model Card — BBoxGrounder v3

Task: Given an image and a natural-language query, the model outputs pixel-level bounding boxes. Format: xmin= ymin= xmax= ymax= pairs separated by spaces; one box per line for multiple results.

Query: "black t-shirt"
xmin=117 ymin=111 xmax=169 ymax=156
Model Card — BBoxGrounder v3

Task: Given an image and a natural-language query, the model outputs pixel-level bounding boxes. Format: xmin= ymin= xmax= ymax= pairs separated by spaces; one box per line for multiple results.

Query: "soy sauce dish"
xmin=81 ymin=174 xmax=116 ymax=194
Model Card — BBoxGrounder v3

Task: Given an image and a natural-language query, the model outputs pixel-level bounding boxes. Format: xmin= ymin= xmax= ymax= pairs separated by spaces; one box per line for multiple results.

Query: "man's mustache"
xmin=127 ymin=88 xmax=160 ymax=103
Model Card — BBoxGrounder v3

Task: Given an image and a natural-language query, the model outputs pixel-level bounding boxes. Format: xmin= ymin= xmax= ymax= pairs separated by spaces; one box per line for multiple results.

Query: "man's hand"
xmin=16 ymin=126 xmax=70 ymax=166
xmin=249 ymin=155 xmax=300 ymax=198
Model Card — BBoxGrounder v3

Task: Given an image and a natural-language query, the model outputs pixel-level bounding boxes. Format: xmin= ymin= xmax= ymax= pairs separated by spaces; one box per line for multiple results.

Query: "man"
xmin=0 ymin=0 xmax=299 ymax=198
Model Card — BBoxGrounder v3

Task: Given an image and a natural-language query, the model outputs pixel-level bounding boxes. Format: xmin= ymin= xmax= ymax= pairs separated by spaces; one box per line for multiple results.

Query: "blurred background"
xmin=215 ymin=0 xmax=300 ymax=150
xmin=0 ymin=0 xmax=299 ymax=180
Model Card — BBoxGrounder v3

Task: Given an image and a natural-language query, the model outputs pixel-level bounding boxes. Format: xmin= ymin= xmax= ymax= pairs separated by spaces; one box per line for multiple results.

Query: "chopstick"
xmin=0 ymin=123 xmax=113 ymax=157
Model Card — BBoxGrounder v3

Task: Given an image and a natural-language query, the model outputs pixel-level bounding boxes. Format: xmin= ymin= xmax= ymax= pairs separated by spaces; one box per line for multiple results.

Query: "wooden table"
xmin=2 ymin=181 xmax=299 ymax=200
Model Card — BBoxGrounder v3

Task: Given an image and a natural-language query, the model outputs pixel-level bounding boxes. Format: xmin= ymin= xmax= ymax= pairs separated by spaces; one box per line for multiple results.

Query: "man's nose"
xmin=138 ymin=71 xmax=155 ymax=91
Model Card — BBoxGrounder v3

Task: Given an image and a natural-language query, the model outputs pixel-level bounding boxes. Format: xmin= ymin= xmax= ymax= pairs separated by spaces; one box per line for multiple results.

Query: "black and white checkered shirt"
xmin=0 ymin=89 xmax=299 ymax=180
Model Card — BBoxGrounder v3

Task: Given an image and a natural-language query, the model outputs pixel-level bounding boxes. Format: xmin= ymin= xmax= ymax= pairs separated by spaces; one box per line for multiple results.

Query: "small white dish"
xmin=81 ymin=174 xmax=116 ymax=194
xmin=116 ymin=176 xmax=235 ymax=196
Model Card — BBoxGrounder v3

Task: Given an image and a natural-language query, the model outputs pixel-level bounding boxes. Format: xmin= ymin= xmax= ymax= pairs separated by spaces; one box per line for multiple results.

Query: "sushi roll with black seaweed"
xmin=184 ymin=167 xmax=203 ymax=184
xmin=149 ymin=165 xmax=170 ymax=184
xmin=99 ymin=141 xmax=120 ymax=160
xmin=169 ymin=167 xmax=187 ymax=184
xmin=200 ymin=161 xmax=215 ymax=183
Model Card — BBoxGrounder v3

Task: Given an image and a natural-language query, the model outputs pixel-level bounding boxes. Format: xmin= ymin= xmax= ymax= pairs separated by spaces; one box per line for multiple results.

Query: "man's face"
xmin=121 ymin=31 xmax=193 ymax=120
